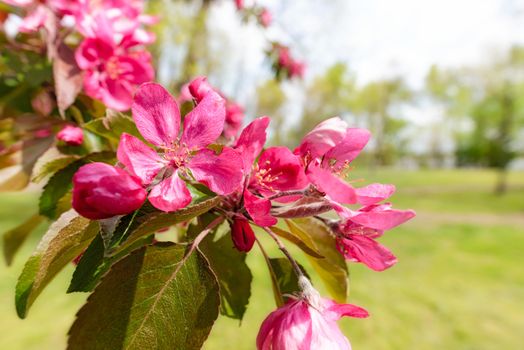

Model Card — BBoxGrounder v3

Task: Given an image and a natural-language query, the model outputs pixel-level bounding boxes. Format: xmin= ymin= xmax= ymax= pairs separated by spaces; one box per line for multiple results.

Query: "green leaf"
xmin=39 ymin=151 xmax=114 ymax=219
xmin=67 ymin=234 xmax=153 ymax=293
xmin=32 ymin=155 xmax=78 ymax=183
xmin=3 ymin=215 xmax=44 ymax=265
xmin=200 ymin=227 xmax=252 ymax=320
xmin=83 ymin=112 xmax=140 ymax=142
xmin=116 ymin=196 xmax=220 ymax=253
xmin=286 ymin=218 xmax=349 ymax=302
xmin=268 ymin=257 xmax=309 ymax=298
xmin=16 ymin=210 xmax=99 ymax=318
xmin=270 ymin=226 xmax=324 ymax=259
xmin=67 ymin=243 xmax=220 ymax=350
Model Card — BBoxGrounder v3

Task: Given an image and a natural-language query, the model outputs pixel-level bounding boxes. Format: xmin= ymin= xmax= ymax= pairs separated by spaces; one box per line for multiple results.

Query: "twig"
xmin=261 ymin=226 xmax=304 ymax=278
xmin=267 ymin=190 xmax=305 ymax=201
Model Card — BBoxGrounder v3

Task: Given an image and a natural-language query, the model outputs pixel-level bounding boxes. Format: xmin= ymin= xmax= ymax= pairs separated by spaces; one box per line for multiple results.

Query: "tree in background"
xmin=290 ymin=63 xmax=356 ymax=146
xmin=352 ymin=77 xmax=411 ymax=166
xmin=426 ymin=46 xmax=524 ymax=193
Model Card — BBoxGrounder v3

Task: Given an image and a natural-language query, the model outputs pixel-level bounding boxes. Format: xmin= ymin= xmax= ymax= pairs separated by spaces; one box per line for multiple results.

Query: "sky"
xmin=160 ymin=0 xmax=524 ymax=154
xmin=206 ymin=0 xmax=523 ymax=90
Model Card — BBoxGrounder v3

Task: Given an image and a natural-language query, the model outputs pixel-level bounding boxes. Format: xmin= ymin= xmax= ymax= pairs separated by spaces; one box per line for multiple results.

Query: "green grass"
xmin=0 ymin=169 xmax=523 ymax=349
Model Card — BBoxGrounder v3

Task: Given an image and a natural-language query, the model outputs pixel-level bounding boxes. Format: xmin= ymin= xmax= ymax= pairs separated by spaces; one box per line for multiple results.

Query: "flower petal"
xmin=244 ymin=190 xmax=277 ymax=227
xmin=337 ymin=234 xmax=397 ymax=271
xmin=322 ymin=128 xmax=370 ymax=171
xmin=181 ymin=90 xmax=225 ymax=149
xmin=256 ymin=146 xmax=308 ymax=195
xmin=235 ymin=116 xmax=270 ymax=170
xmin=148 ymin=171 xmax=192 ymax=212
xmin=295 ymin=117 xmax=348 ymax=159
xmin=307 ymin=162 xmax=356 ymax=204
xmin=322 ymin=298 xmax=370 ymax=320
xmin=350 ymin=205 xmax=416 ymax=231
xmin=75 ymin=37 xmax=112 ymax=70
xmin=117 ymin=133 xmax=165 ymax=185
xmin=355 ymin=183 xmax=396 ymax=205
xmin=132 ymin=82 xmax=180 ymax=147
xmin=189 ymin=147 xmax=243 ymax=195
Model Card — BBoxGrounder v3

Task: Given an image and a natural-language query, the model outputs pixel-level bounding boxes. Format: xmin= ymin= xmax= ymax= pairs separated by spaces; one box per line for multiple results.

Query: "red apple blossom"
xmin=230 ymin=217 xmax=255 ymax=252
xmin=72 ymin=162 xmax=147 ymax=220
xmin=117 ymin=82 xmax=243 ymax=212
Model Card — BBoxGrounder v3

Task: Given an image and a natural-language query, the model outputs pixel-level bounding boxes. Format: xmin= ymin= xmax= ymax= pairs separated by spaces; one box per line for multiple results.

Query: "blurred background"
xmin=1 ymin=0 xmax=523 ymax=349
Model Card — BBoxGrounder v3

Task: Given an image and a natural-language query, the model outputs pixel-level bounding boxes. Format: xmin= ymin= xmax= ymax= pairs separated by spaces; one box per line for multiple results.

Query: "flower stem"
xmin=267 ymin=190 xmax=306 ymax=200
xmin=262 ymin=226 xmax=304 ymax=279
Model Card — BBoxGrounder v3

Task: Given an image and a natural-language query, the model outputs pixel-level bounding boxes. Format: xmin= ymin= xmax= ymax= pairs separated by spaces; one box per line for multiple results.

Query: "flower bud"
xmin=230 ymin=217 xmax=255 ymax=252
xmin=188 ymin=76 xmax=214 ymax=103
xmin=259 ymin=8 xmax=272 ymax=28
xmin=57 ymin=125 xmax=84 ymax=146
xmin=72 ymin=162 xmax=147 ymax=220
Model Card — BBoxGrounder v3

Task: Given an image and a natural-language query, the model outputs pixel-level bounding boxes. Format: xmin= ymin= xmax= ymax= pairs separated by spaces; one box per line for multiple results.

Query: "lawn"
xmin=0 ymin=169 xmax=523 ymax=349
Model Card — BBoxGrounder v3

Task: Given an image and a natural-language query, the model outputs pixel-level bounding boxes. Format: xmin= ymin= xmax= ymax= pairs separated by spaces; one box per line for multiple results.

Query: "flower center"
xmin=254 ymin=162 xmax=281 ymax=192
xmin=106 ymin=56 xmax=123 ymax=80
xmin=162 ymin=141 xmax=192 ymax=169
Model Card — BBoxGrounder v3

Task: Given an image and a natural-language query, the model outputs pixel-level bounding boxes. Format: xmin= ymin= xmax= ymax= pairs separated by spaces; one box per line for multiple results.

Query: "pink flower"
xmin=188 ymin=76 xmax=246 ymax=139
xmin=73 ymin=0 xmax=150 ymax=39
xmin=232 ymin=117 xmax=308 ymax=227
xmin=18 ymin=4 xmax=46 ymax=33
xmin=117 ymin=82 xmax=243 ymax=212
xmin=72 ymin=162 xmax=147 ymax=220
xmin=1 ymin=0 xmax=34 ymax=6
xmin=289 ymin=60 xmax=306 ymax=78
xmin=275 ymin=45 xmax=306 ymax=79
xmin=277 ymin=47 xmax=292 ymax=68
xmin=56 ymin=125 xmax=84 ymax=146
xmin=258 ymin=7 xmax=272 ymax=27
xmin=234 ymin=0 xmax=243 ymax=10
xmin=230 ymin=217 xmax=255 ymax=252
xmin=224 ymin=101 xmax=244 ymax=139
xmin=177 ymin=83 xmax=193 ymax=105
xmin=75 ymin=25 xmax=154 ymax=111
xmin=334 ymin=202 xmax=415 ymax=271
xmin=295 ymin=117 xmax=370 ymax=205
xmin=188 ymin=76 xmax=214 ymax=103
xmin=257 ymin=294 xmax=368 ymax=350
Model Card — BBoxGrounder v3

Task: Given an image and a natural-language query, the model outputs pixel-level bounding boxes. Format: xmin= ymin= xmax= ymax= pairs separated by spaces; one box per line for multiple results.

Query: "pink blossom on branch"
xmin=230 ymin=117 xmax=308 ymax=231
xmin=75 ymin=22 xmax=154 ymax=111
xmin=72 ymin=162 xmax=147 ymax=220
xmin=273 ymin=44 xmax=306 ymax=79
xmin=188 ymin=76 xmax=246 ymax=139
xmin=117 ymin=82 xmax=243 ymax=212
xmin=56 ymin=125 xmax=84 ymax=146
xmin=295 ymin=117 xmax=370 ymax=205
xmin=258 ymin=7 xmax=272 ymax=28
xmin=230 ymin=217 xmax=255 ymax=252
xmin=257 ymin=293 xmax=368 ymax=350
xmin=333 ymin=201 xmax=416 ymax=271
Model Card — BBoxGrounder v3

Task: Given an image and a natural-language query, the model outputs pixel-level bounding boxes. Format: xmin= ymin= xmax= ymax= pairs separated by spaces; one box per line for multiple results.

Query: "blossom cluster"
xmin=72 ymin=77 xmax=414 ymax=349
xmin=1 ymin=0 xmax=155 ymax=111
xmin=271 ymin=43 xmax=306 ymax=79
